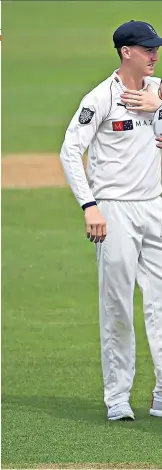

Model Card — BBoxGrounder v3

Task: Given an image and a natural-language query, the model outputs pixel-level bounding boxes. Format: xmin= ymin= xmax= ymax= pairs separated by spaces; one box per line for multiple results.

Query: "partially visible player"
xmin=153 ymin=104 xmax=162 ymax=148
xmin=60 ymin=20 xmax=162 ymax=421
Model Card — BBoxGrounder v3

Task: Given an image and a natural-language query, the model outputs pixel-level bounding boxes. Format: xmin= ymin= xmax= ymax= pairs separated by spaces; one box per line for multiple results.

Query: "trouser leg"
xmin=137 ymin=197 xmax=162 ymax=395
xmin=96 ymin=201 xmax=143 ymax=407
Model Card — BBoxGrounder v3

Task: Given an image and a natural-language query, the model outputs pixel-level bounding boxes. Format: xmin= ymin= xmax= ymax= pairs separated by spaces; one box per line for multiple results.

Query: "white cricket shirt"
xmin=60 ymin=70 xmax=162 ymax=206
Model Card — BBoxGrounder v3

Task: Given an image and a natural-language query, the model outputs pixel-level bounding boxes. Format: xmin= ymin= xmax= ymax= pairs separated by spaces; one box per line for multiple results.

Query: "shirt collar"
xmin=113 ymin=69 xmax=147 ymax=91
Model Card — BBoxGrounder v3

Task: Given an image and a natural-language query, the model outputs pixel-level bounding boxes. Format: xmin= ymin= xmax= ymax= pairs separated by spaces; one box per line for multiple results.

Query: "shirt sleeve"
xmin=60 ymin=87 xmax=110 ymax=207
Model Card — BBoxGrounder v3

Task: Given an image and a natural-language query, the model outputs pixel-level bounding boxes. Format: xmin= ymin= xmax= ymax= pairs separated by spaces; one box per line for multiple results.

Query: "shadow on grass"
xmin=2 ymin=394 xmax=162 ymax=434
xmin=2 ymin=394 xmax=105 ymax=423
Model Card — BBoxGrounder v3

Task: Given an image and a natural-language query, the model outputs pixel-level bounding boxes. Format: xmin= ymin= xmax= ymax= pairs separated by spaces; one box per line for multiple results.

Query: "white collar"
xmin=113 ymin=69 xmax=147 ymax=91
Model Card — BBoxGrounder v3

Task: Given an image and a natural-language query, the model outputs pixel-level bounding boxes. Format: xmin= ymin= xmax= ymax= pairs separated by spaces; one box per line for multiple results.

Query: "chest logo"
xmin=117 ymin=103 xmax=126 ymax=108
xmin=112 ymin=119 xmax=133 ymax=131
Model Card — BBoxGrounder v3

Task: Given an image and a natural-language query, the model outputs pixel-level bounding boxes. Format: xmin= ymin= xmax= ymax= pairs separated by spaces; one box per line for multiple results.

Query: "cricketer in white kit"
xmin=60 ymin=20 xmax=162 ymax=421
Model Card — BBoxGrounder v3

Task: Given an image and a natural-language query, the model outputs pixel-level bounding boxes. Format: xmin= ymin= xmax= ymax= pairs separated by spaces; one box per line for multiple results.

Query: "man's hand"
xmin=121 ymin=84 xmax=162 ymax=112
xmin=84 ymin=205 xmax=107 ymax=243
xmin=156 ymin=136 xmax=162 ymax=149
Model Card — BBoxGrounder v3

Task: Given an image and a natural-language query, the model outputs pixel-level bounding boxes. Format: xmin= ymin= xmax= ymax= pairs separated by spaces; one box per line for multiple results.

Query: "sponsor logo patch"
xmin=79 ymin=107 xmax=95 ymax=124
xmin=158 ymin=109 xmax=162 ymax=120
xmin=112 ymin=119 xmax=133 ymax=131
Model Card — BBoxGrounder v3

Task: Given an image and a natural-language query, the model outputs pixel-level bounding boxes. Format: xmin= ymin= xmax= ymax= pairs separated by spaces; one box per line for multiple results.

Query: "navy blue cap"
xmin=113 ymin=20 xmax=162 ymax=48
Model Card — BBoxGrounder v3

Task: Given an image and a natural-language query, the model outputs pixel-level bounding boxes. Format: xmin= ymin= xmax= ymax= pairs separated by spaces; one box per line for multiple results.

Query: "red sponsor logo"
xmin=112 ymin=121 xmax=124 ymax=131
xmin=112 ymin=119 xmax=133 ymax=131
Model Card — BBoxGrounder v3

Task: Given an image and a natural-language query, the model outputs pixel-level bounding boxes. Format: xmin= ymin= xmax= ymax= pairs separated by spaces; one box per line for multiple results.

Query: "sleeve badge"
xmin=79 ymin=107 xmax=95 ymax=124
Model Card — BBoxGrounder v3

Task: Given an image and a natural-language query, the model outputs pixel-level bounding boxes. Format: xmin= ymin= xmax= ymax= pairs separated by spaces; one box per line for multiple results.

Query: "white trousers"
xmin=96 ymin=198 xmax=162 ymax=407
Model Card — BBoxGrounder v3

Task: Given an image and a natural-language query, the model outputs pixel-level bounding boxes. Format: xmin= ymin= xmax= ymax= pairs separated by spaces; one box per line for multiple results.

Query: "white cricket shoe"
xmin=108 ymin=402 xmax=135 ymax=421
xmin=150 ymin=394 xmax=162 ymax=417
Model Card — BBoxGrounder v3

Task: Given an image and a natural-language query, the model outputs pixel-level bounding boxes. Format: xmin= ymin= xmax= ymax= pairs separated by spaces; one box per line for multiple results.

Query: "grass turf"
xmin=2 ymin=188 xmax=162 ymax=468
xmin=2 ymin=0 xmax=162 ymax=153
xmin=2 ymin=1 xmax=162 ymax=467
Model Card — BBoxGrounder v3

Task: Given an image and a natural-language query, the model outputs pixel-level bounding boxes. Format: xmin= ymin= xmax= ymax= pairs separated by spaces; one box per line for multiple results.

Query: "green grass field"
xmin=2 ymin=1 xmax=162 ymax=468
xmin=2 ymin=189 xmax=162 ymax=468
